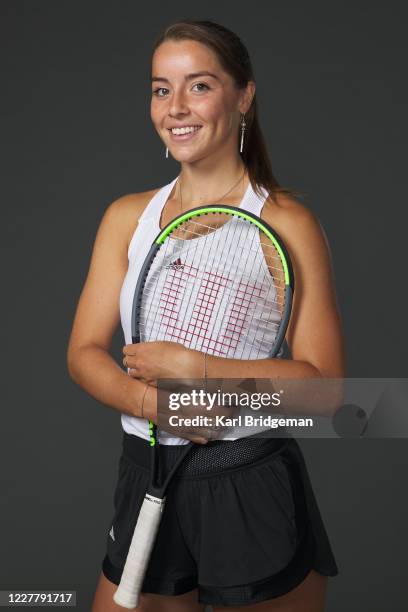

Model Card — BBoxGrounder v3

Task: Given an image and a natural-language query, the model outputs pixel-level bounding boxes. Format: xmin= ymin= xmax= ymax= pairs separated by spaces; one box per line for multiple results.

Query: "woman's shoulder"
xmin=263 ymin=190 xmax=317 ymax=224
xmin=262 ymin=191 xmax=327 ymax=258
xmin=106 ymin=186 xmax=161 ymax=218
xmin=103 ymin=186 xmax=162 ymax=251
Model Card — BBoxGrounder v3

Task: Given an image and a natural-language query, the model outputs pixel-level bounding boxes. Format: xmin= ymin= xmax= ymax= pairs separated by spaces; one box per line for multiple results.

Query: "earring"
xmin=240 ymin=113 xmax=246 ymax=153
xmin=165 ymin=146 xmax=169 ymax=158
xmin=239 ymin=113 xmax=246 ymax=153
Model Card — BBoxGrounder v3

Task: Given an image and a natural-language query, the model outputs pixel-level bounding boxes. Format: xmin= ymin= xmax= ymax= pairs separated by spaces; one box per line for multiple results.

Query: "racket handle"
xmin=113 ymin=493 xmax=165 ymax=609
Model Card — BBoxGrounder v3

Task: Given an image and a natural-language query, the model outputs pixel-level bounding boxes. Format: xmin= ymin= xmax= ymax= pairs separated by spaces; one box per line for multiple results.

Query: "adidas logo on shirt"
xmin=165 ymin=257 xmax=184 ymax=270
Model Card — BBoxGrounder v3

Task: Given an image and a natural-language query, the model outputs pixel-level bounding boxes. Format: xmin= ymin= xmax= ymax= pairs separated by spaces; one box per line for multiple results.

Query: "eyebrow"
xmin=151 ymin=71 xmax=220 ymax=83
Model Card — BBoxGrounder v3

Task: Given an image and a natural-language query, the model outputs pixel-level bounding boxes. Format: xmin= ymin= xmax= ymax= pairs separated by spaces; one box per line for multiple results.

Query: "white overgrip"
xmin=113 ymin=493 xmax=165 ymax=609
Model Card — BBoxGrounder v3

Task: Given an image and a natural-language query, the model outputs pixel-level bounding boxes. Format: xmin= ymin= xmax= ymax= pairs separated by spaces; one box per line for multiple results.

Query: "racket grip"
xmin=113 ymin=493 xmax=165 ymax=609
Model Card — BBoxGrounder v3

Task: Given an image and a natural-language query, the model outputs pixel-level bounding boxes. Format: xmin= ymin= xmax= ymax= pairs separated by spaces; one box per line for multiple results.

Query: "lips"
xmin=168 ymin=126 xmax=202 ymax=142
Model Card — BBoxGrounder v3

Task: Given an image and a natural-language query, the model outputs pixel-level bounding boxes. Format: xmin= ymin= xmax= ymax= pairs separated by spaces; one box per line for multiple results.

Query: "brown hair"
xmin=152 ymin=19 xmax=305 ymax=204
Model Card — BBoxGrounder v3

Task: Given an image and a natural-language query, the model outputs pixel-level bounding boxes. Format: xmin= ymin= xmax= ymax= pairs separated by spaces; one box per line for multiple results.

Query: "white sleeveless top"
xmin=119 ymin=175 xmax=285 ymax=444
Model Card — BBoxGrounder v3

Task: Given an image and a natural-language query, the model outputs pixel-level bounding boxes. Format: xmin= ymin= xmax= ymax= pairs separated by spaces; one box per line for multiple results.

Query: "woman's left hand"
xmin=122 ymin=341 xmax=202 ymax=385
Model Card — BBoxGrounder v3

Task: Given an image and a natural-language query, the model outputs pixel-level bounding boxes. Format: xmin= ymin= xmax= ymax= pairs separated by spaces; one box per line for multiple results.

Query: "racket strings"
xmin=170 ymin=224 xmax=283 ymax=258
xmin=142 ymin=212 xmax=288 ymax=359
xmin=182 ymin=212 xmax=253 ymax=356
xmin=144 ymin=213 xmax=242 ymax=354
xmin=179 ymin=214 xmax=265 ymax=357
xmin=160 ymin=234 xmax=286 ymax=282
xmin=152 ymin=224 xmax=286 ymax=306
xmin=229 ymin=222 xmax=284 ymax=358
xmin=149 ymin=239 xmax=283 ymax=357
xmin=172 ymin=218 xmax=241 ymax=347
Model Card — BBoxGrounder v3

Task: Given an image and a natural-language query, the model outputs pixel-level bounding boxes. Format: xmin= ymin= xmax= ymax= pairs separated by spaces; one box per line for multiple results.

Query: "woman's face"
xmin=150 ymin=39 xmax=252 ymax=163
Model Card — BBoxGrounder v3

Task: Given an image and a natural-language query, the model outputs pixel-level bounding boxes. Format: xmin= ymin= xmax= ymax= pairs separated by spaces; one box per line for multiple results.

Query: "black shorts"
xmin=102 ymin=432 xmax=338 ymax=608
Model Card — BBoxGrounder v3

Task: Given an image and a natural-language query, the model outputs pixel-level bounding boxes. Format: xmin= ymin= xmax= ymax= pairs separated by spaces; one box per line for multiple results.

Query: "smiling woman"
xmin=66 ymin=17 xmax=345 ymax=612
xmin=148 ymin=27 xmax=304 ymax=205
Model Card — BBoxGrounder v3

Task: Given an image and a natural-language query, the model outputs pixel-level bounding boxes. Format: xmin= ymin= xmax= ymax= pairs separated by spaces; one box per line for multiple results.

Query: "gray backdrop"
xmin=1 ymin=1 xmax=407 ymax=610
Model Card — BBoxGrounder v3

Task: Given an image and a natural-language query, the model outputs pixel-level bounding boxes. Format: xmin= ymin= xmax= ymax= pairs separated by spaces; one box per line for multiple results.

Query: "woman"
xmin=67 ymin=19 xmax=345 ymax=612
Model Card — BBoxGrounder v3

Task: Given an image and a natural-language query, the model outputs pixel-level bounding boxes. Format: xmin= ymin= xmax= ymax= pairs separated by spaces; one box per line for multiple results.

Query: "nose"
xmin=168 ymin=88 xmax=189 ymax=117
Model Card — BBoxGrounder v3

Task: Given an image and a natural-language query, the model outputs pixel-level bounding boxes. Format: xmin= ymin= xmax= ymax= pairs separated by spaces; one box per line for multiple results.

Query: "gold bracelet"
xmin=140 ymin=383 xmax=149 ymax=418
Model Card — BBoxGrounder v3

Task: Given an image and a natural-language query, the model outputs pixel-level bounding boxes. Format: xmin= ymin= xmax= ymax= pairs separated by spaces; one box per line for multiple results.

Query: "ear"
xmin=239 ymin=80 xmax=256 ymax=114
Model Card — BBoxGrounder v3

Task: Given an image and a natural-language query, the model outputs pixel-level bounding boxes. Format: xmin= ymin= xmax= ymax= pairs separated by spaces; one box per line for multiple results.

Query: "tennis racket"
xmin=113 ymin=203 xmax=294 ymax=608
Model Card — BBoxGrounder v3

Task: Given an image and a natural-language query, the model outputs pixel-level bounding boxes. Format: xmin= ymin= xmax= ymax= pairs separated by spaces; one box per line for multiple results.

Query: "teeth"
xmin=171 ymin=126 xmax=201 ymax=135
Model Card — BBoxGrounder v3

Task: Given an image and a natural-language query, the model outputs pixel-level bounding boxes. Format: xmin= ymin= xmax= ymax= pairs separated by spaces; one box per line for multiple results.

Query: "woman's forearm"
xmin=201 ymin=353 xmax=343 ymax=418
xmin=67 ymin=344 xmax=144 ymax=417
xmin=205 ymin=354 xmax=321 ymax=379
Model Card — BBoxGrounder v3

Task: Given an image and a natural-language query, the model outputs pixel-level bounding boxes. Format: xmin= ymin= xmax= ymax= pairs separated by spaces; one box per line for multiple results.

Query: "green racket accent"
xmin=155 ymin=206 xmax=291 ymax=285
xmin=148 ymin=421 xmax=156 ymax=447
